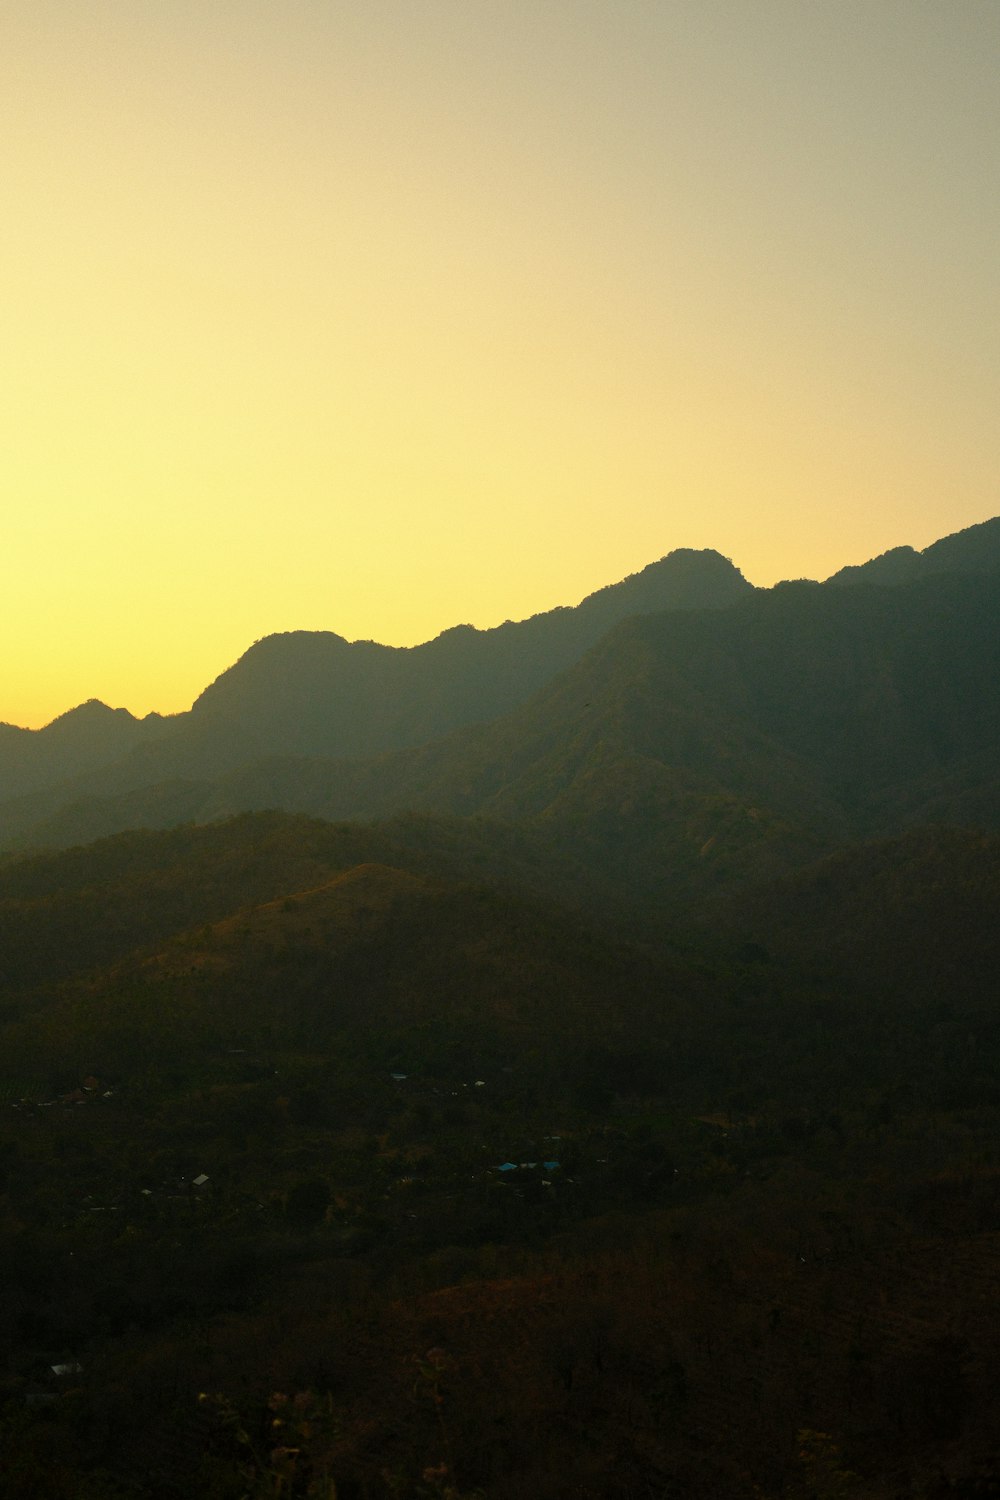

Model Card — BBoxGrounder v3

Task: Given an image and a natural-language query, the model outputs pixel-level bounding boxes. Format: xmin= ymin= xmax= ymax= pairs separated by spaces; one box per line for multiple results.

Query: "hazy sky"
xmin=4 ymin=1 xmax=998 ymax=728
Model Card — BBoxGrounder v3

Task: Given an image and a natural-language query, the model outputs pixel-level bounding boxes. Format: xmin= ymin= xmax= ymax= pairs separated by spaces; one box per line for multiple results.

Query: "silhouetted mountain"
xmin=303 ymin=569 xmax=1000 ymax=899
xmin=182 ymin=546 xmax=752 ymax=756
xmin=0 ymin=700 xmax=166 ymax=802
xmin=824 ymin=513 xmax=1000 ymax=587
xmin=11 ymin=571 xmax=1000 ymax=921
xmin=0 ymin=549 xmax=749 ymax=832
xmin=4 ymin=516 xmax=1000 ymax=858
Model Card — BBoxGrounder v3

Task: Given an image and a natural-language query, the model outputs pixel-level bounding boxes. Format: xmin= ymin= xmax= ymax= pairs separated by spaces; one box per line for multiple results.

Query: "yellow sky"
xmin=3 ymin=1 xmax=998 ymax=728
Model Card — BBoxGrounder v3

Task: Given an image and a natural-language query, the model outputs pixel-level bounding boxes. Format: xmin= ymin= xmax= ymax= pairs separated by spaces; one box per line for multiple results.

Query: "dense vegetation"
xmin=3 ymin=807 xmax=1000 ymax=1498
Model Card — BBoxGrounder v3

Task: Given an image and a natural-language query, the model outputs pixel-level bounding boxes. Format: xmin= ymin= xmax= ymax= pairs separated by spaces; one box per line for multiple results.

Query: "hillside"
xmin=825 ymin=513 xmax=1000 ymax=587
xmin=13 ymin=570 xmax=999 ymax=924
xmin=0 ymin=701 xmax=166 ymax=803
xmin=4 ymin=806 xmax=1000 ymax=1496
xmin=4 ymin=517 xmax=999 ymax=857
xmin=0 ymin=547 xmax=750 ymax=829
xmin=728 ymin=824 xmax=1000 ymax=1014
xmin=5 ymin=519 xmax=1000 ymax=1495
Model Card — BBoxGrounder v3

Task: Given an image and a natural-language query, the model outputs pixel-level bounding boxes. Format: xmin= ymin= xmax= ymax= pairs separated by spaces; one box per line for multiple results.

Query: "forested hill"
xmin=825 ymin=513 xmax=1000 ymax=587
xmin=11 ymin=569 xmax=1000 ymax=891
xmin=0 ymin=547 xmax=749 ymax=818
xmin=2 ymin=516 xmax=999 ymax=855
xmin=4 ymin=810 xmax=1000 ymax=1495
xmin=186 ymin=546 xmax=751 ymax=757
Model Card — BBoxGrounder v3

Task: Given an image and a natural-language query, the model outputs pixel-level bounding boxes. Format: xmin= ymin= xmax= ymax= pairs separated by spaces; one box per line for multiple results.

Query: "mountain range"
xmin=2 ymin=516 xmax=999 ymax=870
xmin=0 ymin=546 xmax=747 ymax=830
xmin=5 ymin=515 xmax=1000 ymax=1497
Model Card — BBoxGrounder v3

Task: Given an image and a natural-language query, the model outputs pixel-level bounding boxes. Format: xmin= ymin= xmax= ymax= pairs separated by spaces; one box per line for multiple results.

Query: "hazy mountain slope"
xmin=730 ymin=824 xmax=1000 ymax=1007
xmin=3 ymin=601 xmax=841 ymax=892
xmin=5 ymin=520 xmax=1000 ymax=860
xmin=622 ymin=573 xmax=1000 ymax=821
xmin=824 ymin=513 xmax=1000 ymax=587
xmin=215 ymin=571 xmax=1000 ymax=833
xmin=186 ymin=547 xmax=751 ymax=757
xmin=0 ymin=549 xmax=750 ymax=823
xmin=6 ymin=514 xmax=999 ymax=822
xmin=0 ymin=700 xmax=167 ymax=802
xmin=8 ymin=572 xmax=1000 ymax=890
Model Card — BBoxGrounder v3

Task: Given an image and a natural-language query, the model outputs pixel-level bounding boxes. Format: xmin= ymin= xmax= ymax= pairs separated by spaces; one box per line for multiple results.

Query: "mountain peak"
xmin=826 ymin=515 xmax=1000 ymax=587
xmin=578 ymin=547 xmax=752 ymax=619
xmin=48 ymin=697 xmax=118 ymax=723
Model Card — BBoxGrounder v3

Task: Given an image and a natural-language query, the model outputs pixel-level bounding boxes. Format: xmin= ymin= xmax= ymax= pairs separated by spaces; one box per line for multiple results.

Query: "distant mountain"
xmin=11 ymin=570 xmax=1000 ymax=922
xmin=0 ymin=699 xmax=165 ymax=802
xmin=0 ymin=548 xmax=750 ymax=837
xmin=180 ymin=546 xmax=753 ymax=759
xmin=272 ymin=569 xmax=999 ymax=896
xmin=3 ymin=516 xmax=1000 ymax=857
xmin=824 ymin=514 xmax=1000 ymax=587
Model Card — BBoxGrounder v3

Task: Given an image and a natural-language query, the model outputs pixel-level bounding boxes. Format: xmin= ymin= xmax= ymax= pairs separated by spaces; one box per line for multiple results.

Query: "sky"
xmin=3 ymin=0 xmax=998 ymax=729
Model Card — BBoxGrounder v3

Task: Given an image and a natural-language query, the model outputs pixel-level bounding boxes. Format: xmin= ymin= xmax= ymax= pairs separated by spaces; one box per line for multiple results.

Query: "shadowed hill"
xmin=728 ymin=824 xmax=1000 ymax=1013
xmin=0 ymin=811 xmax=585 ymax=996
xmin=4 ymin=518 xmax=1000 ymax=859
xmin=137 ymin=861 xmax=667 ymax=1042
xmin=0 ymin=700 xmax=166 ymax=802
xmin=0 ymin=853 xmax=704 ymax=1092
xmin=7 ymin=571 xmax=1000 ymax=918
xmin=0 ymin=548 xmax=749 ymax=832
xmin=824 ymin=513 xmax=1000 ymax=587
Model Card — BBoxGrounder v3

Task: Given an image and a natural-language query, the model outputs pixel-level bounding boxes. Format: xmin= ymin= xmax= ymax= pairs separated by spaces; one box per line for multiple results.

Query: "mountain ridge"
xmin=12 ymin=517 xmax=999 ymax=744
xmin=3 ymin=516 xmax=999 ymax=854
xmin=0 ymin=547 xmax=750 ymax=814
xmin=823 ymin=513 xmax=1000 ymax=586
xmin=7 ymin=569 xmax=999 ymax=908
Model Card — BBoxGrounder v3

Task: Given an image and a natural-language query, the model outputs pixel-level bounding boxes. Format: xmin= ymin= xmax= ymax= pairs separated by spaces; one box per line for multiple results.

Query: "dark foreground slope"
xmin=3 ymin=813 xmax=1000 ymax=1497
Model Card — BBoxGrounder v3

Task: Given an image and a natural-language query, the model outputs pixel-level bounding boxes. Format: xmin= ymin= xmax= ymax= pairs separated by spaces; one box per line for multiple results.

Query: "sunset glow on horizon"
xmin=4 ymin=1 xmax=998 ymax=729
